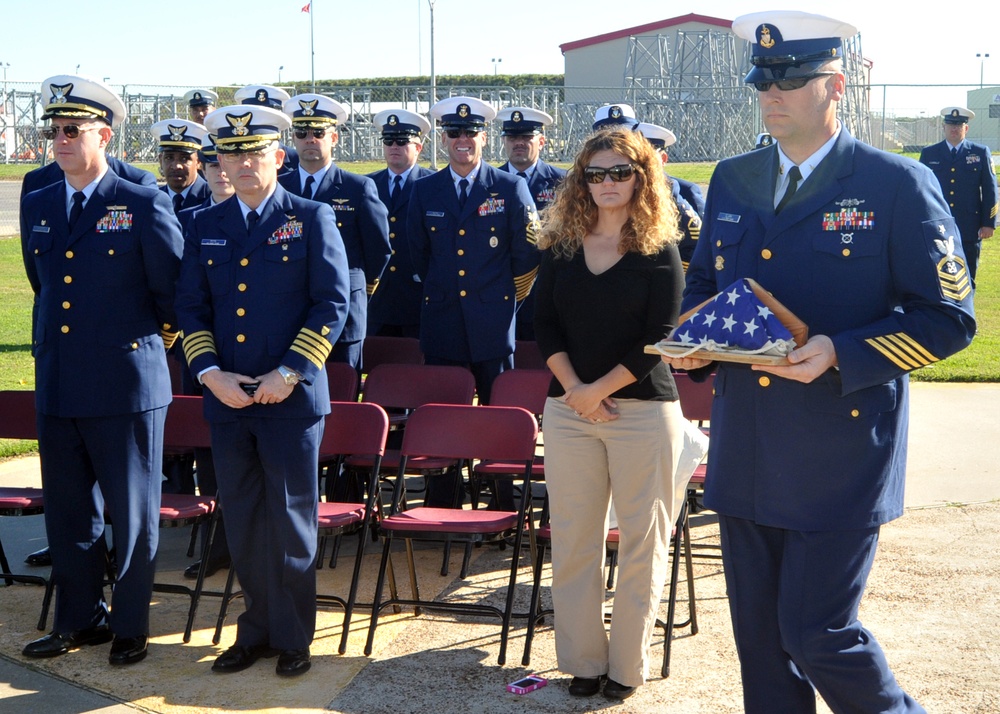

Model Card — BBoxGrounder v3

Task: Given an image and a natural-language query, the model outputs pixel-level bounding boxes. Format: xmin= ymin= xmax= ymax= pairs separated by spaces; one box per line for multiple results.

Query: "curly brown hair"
xmin=538 ymin=129 xmax=681 ymax=259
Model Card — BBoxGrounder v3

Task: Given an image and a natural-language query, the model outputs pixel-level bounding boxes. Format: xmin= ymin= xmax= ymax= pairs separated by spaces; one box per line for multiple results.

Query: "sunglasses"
xmin=752 ymin=71 xmax=837 ymax=92
xmin=294 ymin=128 xmax=330 ymax=139
xmin=41 ymin=124 xmax=99 ymax=140
xmin=583 ymin=164 xmax=636 ymax=184
xmin=382 ymin=137 xmax=415 ymax=146
xmin=218 ymin=147 xmax=277 ymax=163
xmin=444 ymin=129 xmax=482 ymax=139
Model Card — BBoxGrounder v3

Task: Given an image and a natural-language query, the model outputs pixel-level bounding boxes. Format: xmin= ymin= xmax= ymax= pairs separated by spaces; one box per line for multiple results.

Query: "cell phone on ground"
xmin=506 ymin=675 xmax=547 ymax=695
xmin=240 ymin=382 xmax=260 ymax=396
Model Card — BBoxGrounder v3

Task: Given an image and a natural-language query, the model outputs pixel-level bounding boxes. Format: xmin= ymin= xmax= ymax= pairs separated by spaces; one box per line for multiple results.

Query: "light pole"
xmin=1 ymin=62 xmax=9 ymax=165
xmin=279 ymin=66 xmax=284 ymax=84
xmin=492 ymin=58 xmax=502 ymax=76
xmin=428 ymin=0 xmax=437 ymax=169
xmin=977 ymin=53 xmax=990 ymax=89
xmin=75 ymin=64 xmax=80 ymax=74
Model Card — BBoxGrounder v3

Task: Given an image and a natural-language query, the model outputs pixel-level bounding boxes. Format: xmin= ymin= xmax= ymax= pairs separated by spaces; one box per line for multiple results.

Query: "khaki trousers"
xmin=543 ymin=396 xmax=686 ymax=686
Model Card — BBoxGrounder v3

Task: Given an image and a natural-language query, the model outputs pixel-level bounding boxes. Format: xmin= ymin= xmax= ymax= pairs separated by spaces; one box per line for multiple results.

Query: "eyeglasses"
xmin=752 ymin=71 xmax=837 ymax=92
xmin=382 ymin=137 xmax=416 ymax=146
xmin=218 ymin=148 xmax=277 ymax=164
xmin=444 ymin=129 xmax=482 ymax=139
xmin=41 ymin=124 xmax=99 ymax=140
xmin=293 ymin=128 xmax=330 ymax=139
xmin=583 ymin=164 xmax=636 ymax=184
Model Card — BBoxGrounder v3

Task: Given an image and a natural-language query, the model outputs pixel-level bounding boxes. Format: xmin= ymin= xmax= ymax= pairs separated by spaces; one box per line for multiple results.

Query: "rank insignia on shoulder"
xmin=478 ymin=197 xmax=505 ymax=216
xmin=96 ymin=210 xmax=133 ymax=233
xmin=934 ymin=236 xmax=972 ymax=301
xmin=268 ymin=220 xmax=304 ymax=244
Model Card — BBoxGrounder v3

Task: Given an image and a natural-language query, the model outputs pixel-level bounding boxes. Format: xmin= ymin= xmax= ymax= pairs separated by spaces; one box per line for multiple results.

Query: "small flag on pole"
xmin=301 ymin=2 xmax=310 ymax=12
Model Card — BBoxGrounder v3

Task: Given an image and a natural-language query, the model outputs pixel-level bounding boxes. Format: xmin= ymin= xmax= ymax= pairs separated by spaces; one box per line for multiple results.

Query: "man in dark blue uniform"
xmin=184 ymin=88 xmax=218 ymax=124
xmin=663 ymin=12 xmax=976 ymax=714
xmin=20 ymin=75 xmax=183 ymax=666
xmin=919 ymin=106 xmax=998 ymax=283
xmin=495 ymin=106 xmax=566 ymax=342
xmin=235 ymin=85 xmax=298 ymax=175
xmin=178 ymin=104 xmax=350 ymax=677
xmin=367 ymin=108 xmax=435 ymax=338
xmin=150 ymin=119 xmax=211 ymax=214
xmin=409 ymin=96 xmax=541 ymax=405
xmin=279 ymin=94 xmax=390 ymax=371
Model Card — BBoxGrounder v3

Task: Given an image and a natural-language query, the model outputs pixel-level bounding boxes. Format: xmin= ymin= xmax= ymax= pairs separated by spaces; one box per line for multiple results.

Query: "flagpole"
xmin=310 ymin=1 xmax=316 ymax=92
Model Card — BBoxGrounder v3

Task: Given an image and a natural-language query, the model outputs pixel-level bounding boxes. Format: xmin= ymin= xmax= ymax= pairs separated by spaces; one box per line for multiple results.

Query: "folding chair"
xmin=318 ymin=360 xmax=363 ymax=504
xmin=364 ymin=404 xmax=538 ymax=665
xmin=0 ymin=390 xmax=54 ymax=630
xmin=361 ymin=335 xmax=424 ymax=374
xmin=673 ymin=371 xmax=718 ymax=559
xmin=513 ymin=340 xmax=547 ymax=371
xmin=213 ymin=401 xmax=391 ymax=653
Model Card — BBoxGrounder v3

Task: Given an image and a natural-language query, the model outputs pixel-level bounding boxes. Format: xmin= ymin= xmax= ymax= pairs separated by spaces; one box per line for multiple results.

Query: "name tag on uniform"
xmin=201 ymin=238 xmax=227 ymax=246
xmin=718 ymin=213 xmax=741 ymax=223
xmin=426 ymin=211 xmax=445 ymax=217
xmin=32 ymin=225 xmax=50 ymax=233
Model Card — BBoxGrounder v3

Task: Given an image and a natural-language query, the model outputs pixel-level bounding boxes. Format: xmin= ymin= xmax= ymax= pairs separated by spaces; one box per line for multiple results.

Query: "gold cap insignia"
xmin=951 ymin=109 xmax=960 ymax=117
xmin=458 ymin=104 xmax=470 ymax=118
xmin=512 ymin=111 xmax=522 ymax=122
xmin=388 ymin=114 xmax=398 ymax=126
xmin=609 ymin=106 xmax=622 ymax=119
xmin=50 ymin=83 xmax=72 ymax=104
xmin=168 ymin=124 xmax=187 ymax=141
xmin=299 ymin=99 xmax=318 ymax=116
xmin=759 ymin=25 xmax=776 ymax=49
xmin=193 ymin=91 xmax=202 ymax=101
xmin=256 ymin=89 xmax=268 ymax=104
xmin=226 ymin=112 xmax=252 ymax=137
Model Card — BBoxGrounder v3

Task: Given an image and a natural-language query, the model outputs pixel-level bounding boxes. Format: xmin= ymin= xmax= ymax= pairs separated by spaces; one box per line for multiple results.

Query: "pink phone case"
xmin=506 ymin=675 xmax=548 ymax=695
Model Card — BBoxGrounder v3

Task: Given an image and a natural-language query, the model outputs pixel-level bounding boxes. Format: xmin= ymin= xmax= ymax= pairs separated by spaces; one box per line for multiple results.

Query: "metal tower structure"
xmin=839 ymin=32 xmax=872 ymax=145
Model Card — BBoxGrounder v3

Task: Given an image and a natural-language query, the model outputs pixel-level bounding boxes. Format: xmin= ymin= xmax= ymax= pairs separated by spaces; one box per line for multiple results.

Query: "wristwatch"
xmin=277 ymin=365 xmax=301 ymax=386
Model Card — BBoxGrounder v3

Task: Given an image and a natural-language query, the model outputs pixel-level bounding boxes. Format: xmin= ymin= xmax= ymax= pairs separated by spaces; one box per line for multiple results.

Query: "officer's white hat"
xmin=941 ymin=107 xmax=975 ymax=124
xmin=593 ymin=104 xmax=637 ymax=131
xmin=234 ymin=85 xmax=292 ymax=109
xmin=374 ymin=109 xmax=431 ymax=137
xmin=755 ymin=132 xmax=774 ymax=149
xmin=635 ymin=122 xmax=676 ymax=149
xmin=283 ymin=94 xmax=348 ymax=127
xmin=204 ymin=105 xmax=292 ymax=153
xmin=430 ymin=96 xmax=496 ymax=129
xmin=732 ymin=11 xmax=856 ymax=85
xmin=199 ymin=133 xmax=220 ymax=164
xmin=183 ymin=89 xmax=218 ymax=108
xmin=497 ymin=107 xmax=553 ymax=136
xmin=40 ymin=75 xmax=126 ymax=128
xmin=150 ymin=119 xmax=208 ymax=153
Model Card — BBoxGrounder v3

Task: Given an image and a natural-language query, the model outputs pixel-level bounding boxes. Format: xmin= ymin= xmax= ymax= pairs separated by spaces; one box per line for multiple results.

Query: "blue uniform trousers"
xmin=210 ymin=415 xmax=322 ymax=651
xmin=38 ymin=408 xmax=165 ymax=639
xmin=718 ymin=515 xmax=925 ymax=714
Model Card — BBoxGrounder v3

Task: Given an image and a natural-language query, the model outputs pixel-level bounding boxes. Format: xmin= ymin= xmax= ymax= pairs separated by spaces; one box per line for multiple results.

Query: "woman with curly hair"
xmin=534 ymin=128 xmax=687 ymax=700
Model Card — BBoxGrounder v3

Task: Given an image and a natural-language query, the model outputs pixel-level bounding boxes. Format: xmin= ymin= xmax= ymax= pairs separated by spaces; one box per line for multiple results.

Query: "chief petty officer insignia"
xmin=227 ymin=112 xmax=251 ymax=136
xmin=934 ymin=235 xmax=972 ymax=301
xmin=256 ymin=89 xmax=269 ymax=104
xmin=512 ymin=111 xmax=523 ymax=123
xmin=609 ymin=105 xmax=623 ymax=120
xmin=458 ymin=104 xmax=470 ymax=118
xmin=299 ymin=99 xmax=317 ymax=116
xmin=526 ymin=208 xmax=541 ymax=245
xmin=759 ymin=25 xmax=776 ymax=48
xmin=388 ymin=114 xmax=398 ymax=126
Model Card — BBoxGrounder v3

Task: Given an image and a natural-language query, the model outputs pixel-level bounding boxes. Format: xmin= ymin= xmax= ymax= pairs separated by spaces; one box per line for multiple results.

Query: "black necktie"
xmin=458 ymin=178 xmax=469 ymax=209
xmin=391 ymin=174 xmax=404 ymax=210
xmin=68 ymin=191 xmax=85 ymax=231
xmin=517 ymin=171 xmax=528 ymax=179
xmin=172 ymin=193 xmax=184 ymax=214
xmin=951 ymin=147 xmax=958 ymax=159
xmin=246 ymin=209 xmax=259 ymax=235
xmin=303 ymin=175 xmax=315 ymax=199
xmin=775 ymin=166 xmax=801 ymax=214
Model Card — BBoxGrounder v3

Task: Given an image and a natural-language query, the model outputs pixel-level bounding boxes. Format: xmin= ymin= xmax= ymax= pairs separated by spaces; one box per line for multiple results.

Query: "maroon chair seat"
xmin=379 ymin=507 xmax=519 ymax=536
xmin=0 ymin=488 xmax=45 ymax=514
xmin=158 ymin=494 xmax=214 ymax=524
xmin=317 ymin=502 xmax=366 ymax=530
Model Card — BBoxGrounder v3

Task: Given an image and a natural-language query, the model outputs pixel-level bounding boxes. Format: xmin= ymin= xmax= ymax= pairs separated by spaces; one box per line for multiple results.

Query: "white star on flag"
xmin=726 ymin=288 xmax=740 ymax=305
xmin=757 ymin=305 xmax=773 ymax=319
xmin=743 ymin=319 xmax=759 ymax=336
xmin=722 ymin=315 xmax=736 ymax=331
xmin=702 ymin=311 xmax=717 ymax=327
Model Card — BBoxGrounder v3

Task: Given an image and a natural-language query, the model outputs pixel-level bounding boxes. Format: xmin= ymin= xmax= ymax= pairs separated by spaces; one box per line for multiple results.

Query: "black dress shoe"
xmin=183 ymin=557 xmax=231 ymax=580
xmin=568 ymin=675 xmax=604 ymax=697
xmin=22 ymin=625 xmax=113 ymax=658
xmin=276 ymin=648 xmax=311 ymax=677
xmin=603 ymin=677 xmax=638 ymax=700
xmin=24 ymin=547 xmax=52 ymax=567
xmin=212 ymin=644 xmax=276 ymax=673
xmin=109 ymin=635 xmax=148 ymax=665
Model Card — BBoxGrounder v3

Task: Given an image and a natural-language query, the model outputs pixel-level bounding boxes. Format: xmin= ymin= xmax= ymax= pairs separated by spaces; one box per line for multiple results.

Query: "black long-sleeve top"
xmin=533 ymin=243 xmax=684 ymax=401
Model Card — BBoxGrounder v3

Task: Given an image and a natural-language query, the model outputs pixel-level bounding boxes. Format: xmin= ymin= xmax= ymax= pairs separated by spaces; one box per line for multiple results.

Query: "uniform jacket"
xmin=673 ymin=175 xmax=705 ymax=217
xmin=669 ymin=176 xmax=703 ymax=272
xmin=498 ymin=159 xmax=567 ymax=213
xmin=175 ymin=184 xmax=350 ymax=423
xmin=408 ymin=162 xmax=541 ymax=362
xmin=21 ymin=170 xmax=183 ymax=418
xmin=21 ymin=156 xmax=157 ymax=200
xmin=366 ymin=165 xmax=435 ymax=329
xmin=279 ymin=165 xmax=389 ymax=344
xmin=161 ymin=176 xmax=211 ymax=214
xmin=685 ymin=130 xmax=976 ymax=531
xmin=919 ymin=139 xmax=998 ymax=244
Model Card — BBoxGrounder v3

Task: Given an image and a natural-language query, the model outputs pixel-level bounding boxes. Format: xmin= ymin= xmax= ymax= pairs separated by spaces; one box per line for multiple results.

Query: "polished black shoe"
xmin=275 ymin=648 xmax=311 ymax=677
xmin=568 ymin=675 xmax=604 ymax=697
xmin=22 ymin=625 xmax=113 ymax=658
xmin=183 ymin=557 xmax=231 ymax=580
xmin=603 ymin=677 xmax=638 ymax=700
xmin=212 ymin=644 xmax=276 ymax=673
xmin=109 ymin=635 xmax=148 ymax=665
xmin=24 ymin=547 xmax=52 ymax=567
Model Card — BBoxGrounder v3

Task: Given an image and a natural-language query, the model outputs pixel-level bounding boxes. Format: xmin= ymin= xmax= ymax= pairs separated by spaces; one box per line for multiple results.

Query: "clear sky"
xmin=1 ymin=1 xmax=995 ymax=117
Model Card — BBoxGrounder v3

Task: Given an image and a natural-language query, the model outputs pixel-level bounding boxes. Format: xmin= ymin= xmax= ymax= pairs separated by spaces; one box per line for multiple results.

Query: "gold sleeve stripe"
xmin=182 ymin=331 xmax=216 ymax=365
xmin=526 ymin=220 xmax=541 ymax=246
xmin=514 ymin=266 xmax=539 ymax=302
xmin=682 ymin=260 xmax=690 ymax=273
xmin=991 ymin=203 xmax=997 ymax=219
xmin=161 ymin=330 xmax=179 ymax=351
xmin=366 ymin=279 xmax=379 ymax=297
xmin=290 ymin=327 xmax=333 ymax=368
xmin=864 ymin=333 xmax=939 ymax=371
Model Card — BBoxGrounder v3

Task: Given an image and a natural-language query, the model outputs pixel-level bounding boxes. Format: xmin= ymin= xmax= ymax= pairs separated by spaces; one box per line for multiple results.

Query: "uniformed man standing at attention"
xmin=20 ymin=75 xmax=183 ymax=666
xmin=177 ymin=104 xmax=350 ymax=677
xmin=150 ymin=119 xmax=211 ymax=214
xmin=279 ymin=93 xmax=390 ymax=371
xmin=495 ymin=106 xmax=566 ymax=342
xmin=662 ymin=12 xmax=975 ymax=713
xmin=184 ymin=89 xmax=218 ymax=124
xmin=919 ymin=106 xmax=998 ymax=283
xmin=409 ymin=96 xmax=540 ymax=405
xmin=367 ymin=108 xmax=435 ymax=338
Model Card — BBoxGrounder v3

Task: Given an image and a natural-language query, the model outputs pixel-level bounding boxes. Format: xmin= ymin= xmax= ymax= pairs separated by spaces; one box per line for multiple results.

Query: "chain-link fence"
xmin=2 ymin=80 xmax=998 ymax=235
